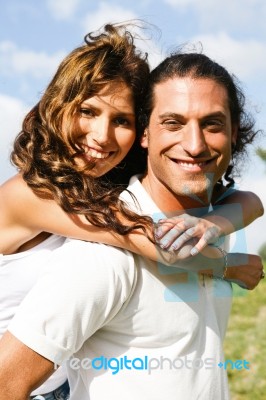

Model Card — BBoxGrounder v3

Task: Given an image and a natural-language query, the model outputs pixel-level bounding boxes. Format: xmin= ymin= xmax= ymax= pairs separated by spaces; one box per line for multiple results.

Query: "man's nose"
xmin=182 ymin=122 xmax=207 ymax=156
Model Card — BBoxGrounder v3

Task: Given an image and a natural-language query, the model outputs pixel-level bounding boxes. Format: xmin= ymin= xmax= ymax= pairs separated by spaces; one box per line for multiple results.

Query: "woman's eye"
xmin=114 ymin=117 xmax=130 ymax=126
xmin=80 ymin=108 xmax=94 ymax=117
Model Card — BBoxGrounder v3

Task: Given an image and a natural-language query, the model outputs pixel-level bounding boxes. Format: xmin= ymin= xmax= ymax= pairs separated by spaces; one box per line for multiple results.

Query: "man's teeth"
xmin=87 ymin=149 xmax=110 ymax=159
xmin=177 ymin=161 xmax=206 ymax=167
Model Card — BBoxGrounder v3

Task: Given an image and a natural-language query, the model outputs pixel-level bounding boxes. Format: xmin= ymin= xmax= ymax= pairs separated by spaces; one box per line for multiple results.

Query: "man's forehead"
xmin=154 ymin=76 xmax=228 ymax=94
xmin=153 ymin=77 xmax=230 ymax=113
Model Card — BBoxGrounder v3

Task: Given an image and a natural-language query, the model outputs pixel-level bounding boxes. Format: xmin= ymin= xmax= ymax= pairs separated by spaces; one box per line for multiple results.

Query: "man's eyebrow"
xmin=201 ymin=111 xmax=226 ymax=119
xmin=158 ymin=112 xmax=184 ymax=119
xmin=158 ymin=111 xmax=227 ymax=119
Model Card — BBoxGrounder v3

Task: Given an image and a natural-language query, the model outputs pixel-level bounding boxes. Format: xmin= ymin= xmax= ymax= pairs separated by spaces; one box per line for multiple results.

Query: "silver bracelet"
xmin=214 ymin=246 xmax=228 ymax=279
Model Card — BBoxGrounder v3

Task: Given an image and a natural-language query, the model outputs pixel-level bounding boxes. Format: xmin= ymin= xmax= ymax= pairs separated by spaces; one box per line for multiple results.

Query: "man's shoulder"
xmin=120 ymin=175 xmax=143 ymax=205
xmin=50 ymin=238 xmax=136 ymax=283
xmin=121 ymin=175 xmax=160 ymax=216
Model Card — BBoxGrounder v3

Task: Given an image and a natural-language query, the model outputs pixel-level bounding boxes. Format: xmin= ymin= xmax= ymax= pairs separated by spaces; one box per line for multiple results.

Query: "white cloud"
xmin=182 ymin=33 xmax=266 ymax=80
xmin=82 ymin=2 xmax=138 ymax=33
xmin=46 ymin=0 xmax=81 ymax=20
xmin=163 ymin=0 xmax=266 ymax=32
xmin=164 ymin=0 xmax=197 ymax=5
xmin=81 ymin=2 xmax=164 ymax=69
xmin=163 ymin=0 xmax=265 ymax=14
xmin=0 ymin=94 xmax=29 ymax=183
xmin=0 ymin=41 xmax=66 ymax=79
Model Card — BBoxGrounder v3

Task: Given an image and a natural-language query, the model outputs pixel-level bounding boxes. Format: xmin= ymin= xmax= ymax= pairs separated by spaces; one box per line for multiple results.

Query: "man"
xmin=0 ymin=52 xmax=264 ymax=399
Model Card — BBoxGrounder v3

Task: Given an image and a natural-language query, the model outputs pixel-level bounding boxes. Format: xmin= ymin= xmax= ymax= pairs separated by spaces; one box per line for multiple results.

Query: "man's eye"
xmin=203 ymin=120 xmax=224 ymax=131
xmin=162 ymin=120 xmax=182 ymax=129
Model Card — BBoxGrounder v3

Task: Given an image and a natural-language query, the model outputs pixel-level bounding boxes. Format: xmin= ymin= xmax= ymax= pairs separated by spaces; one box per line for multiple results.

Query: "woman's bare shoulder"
xmin=1 ymin=174 xmax=39 ymax=204
xmin=0 ymin=175 xmax=42 ymax=253
xmin=1 ymin=173 xmax=27 ymax=192
xmin=0 ymin=174 xmax=44 ymax=224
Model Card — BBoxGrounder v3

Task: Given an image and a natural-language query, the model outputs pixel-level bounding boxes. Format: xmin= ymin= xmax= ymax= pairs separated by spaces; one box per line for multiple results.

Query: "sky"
xmin=0 ymin=0 xmax=265 ymax=253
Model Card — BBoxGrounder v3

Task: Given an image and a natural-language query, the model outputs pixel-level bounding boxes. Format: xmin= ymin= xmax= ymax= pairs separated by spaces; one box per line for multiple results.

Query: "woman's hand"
xmin=155 ymin=214 xmax=222 ymax=256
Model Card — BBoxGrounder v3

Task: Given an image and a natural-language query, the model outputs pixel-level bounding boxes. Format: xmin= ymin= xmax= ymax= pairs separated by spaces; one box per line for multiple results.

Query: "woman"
xmin=1 ymin=23 xmax=262 ymax=258
xmin=0 ymin=22 xmax=263 ymax=399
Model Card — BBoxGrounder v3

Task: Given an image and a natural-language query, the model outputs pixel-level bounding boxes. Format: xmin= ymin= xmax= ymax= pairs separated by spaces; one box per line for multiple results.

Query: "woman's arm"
xmin=154 ymin=189 xmax=264 ymax=255
xmin=0 ymin=174 xmax=205 ymax=259
xmin=1 ymin=174 xmax=263 ymax=289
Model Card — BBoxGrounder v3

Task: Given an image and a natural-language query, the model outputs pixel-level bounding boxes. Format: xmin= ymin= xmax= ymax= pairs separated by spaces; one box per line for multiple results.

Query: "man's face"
xmin=141 ymin=77 xmax=237 ymax=205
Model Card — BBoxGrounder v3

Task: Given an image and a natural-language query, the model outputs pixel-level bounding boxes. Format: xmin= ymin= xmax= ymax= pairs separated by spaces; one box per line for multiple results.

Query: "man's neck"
xmin=141 ymin=173 xmax=211 ymax=217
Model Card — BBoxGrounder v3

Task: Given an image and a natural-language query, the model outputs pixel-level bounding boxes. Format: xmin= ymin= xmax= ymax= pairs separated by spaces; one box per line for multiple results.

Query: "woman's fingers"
xmin=155 ymin=217 xmax=184 ymax=239
xmin=155 ymin=214 xmax=221 ymax=255
xmin=157 ymin=225 xmax=186 ymax=249
xmin=190 ymin=227 xmax=221 ymax=255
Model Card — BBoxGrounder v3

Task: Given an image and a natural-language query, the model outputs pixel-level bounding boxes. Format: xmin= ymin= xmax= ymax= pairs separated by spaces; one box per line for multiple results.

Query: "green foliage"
xmin=259 ymin=243 xmax=266 ymax=262
xmin=224 ymin=270 xmax=266 ymax=399
xmin=256 ymin=147 xmax=266 ymax=162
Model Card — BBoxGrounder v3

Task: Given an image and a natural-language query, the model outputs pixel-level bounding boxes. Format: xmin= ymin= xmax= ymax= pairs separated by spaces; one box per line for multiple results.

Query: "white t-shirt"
xmin=0 ymin=234 xmax=68 ymax=395
xmin=9 ymin=176 xmax=232 ymax=399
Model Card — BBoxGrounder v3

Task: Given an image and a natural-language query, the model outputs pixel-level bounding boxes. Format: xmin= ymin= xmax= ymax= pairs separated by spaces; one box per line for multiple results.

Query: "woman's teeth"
xmin=86 ymin=149 xmax=110 ymax=159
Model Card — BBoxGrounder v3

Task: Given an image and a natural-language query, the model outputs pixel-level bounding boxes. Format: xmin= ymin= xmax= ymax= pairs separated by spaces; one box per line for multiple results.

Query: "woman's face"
xmin=71 ymin=80 xmax=136 ymax=177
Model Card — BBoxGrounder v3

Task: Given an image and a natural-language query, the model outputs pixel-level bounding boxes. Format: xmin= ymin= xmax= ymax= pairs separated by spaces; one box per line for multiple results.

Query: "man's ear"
xmin=140 ymin=128 xmax=148 ymax=149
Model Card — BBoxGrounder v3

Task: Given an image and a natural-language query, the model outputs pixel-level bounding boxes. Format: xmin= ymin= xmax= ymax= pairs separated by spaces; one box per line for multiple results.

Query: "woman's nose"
xmin=89 ymin=118 xmax=111 ymax=145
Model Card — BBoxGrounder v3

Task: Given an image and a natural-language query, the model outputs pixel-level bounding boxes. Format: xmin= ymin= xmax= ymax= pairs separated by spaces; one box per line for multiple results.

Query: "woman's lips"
xmin=80 ymin=144 xmax=114 ymax=160
xmin=85 ymin=148 xmax=110 ymax=159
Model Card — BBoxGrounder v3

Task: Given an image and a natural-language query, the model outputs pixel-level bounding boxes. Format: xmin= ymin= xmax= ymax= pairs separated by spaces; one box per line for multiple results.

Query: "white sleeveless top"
xmin=0 ymin=234 xmax=67 ymax=395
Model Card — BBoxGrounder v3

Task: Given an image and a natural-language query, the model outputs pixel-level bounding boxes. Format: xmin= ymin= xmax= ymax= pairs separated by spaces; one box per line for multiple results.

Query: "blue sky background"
xmin=0 ymin=0 xmax=265 ymax=253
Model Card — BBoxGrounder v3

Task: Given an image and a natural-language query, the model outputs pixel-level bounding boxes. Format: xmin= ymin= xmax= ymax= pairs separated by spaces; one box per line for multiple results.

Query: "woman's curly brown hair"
xmin=11 ymin=23 xmax=151 ymax=235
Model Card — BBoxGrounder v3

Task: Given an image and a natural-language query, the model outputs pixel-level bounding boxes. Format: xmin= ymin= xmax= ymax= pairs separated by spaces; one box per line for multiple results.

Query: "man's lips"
xmin=168 ymin=157 xmax=216 ymax=171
